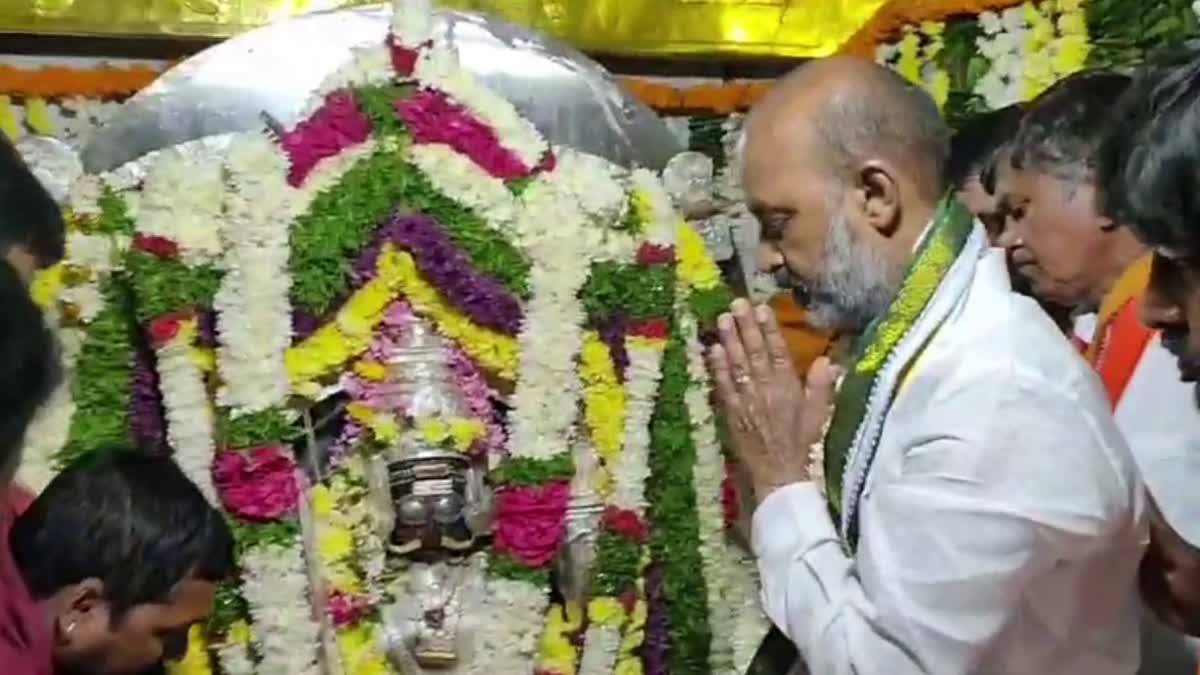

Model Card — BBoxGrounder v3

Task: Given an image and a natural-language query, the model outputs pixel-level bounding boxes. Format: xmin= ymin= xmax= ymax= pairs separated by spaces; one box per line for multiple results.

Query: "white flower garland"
xmin=16 ymin=347 xmax=77 ymax=492
xmin=505 ymin=178 xmax=590 ymax=461
xmin=240 ymin=538 xmax=323 ymax=675
xmin=577 ymin=622 xmax=621 ymax=675
xmin=214 ymin=133 xmax=296 ymax=415
xmin=155 ymin=326 xmax=218 ymax=504
xmin=213 ymin=639 xmax=255 ymax=675
xmin=681 ymin=312 xmax=742 ymax=673
xmin=610 ymin=339 xmax=663 ymax=515
xmin=391 ymin=0 xmax=434 ymax=48
xmin=132 ymin=145 xmax=226 ymax=263
xmin=630 ymin=167 xmax=680 ymax=247
xmin=728 ymin=550 xmax=771 ymax=675
xmin=307 ymin=44 xmax=394 ymax=114
xmin=541 ymin=147 xmax=638 ymax=263
xmin=413 ymin=46 xmax=548 ymax=170
xmin=406 ymin=142 xmax=520 ymax=236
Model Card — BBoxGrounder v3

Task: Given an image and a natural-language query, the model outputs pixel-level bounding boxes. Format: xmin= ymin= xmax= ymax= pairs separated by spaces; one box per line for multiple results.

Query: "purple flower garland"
xmin=353 ymin=213 xmax=523 ymax=335
xmin=130 ymin=344 xmax=167 ymax=449
xmin=643 ymin=563 xmax=671 ymax=675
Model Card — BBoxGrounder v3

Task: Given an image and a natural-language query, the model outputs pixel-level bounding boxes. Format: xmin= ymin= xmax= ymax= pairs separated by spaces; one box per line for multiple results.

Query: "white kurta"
xmin=753 ymin=247 xmax=1146 ymax=675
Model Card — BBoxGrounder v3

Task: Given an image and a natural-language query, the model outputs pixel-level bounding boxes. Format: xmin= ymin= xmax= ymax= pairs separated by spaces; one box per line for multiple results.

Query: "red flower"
xmin=386 ymin=34 xmax=423 ymax=75
xmin=628 ymin=319 xmax=669 ymax=340
xmin=721 ymin=461 xmax=741 ymax=528
xmin=212 ymin=446 xmax=301 ymax=522
xmin=147 ymin=312 xmax=190 ymax=346
xmin=493 ymin=481 xmax=570 ymax=567
xmin=636 ymin=242 xmax=675 ymax=265
xmin=602 ymin=506 xmax=648 ymax=542
xmin=619 ymin=589 xmax=638 ymax=614
xmin=133 ymin=233 xmax=179 ymax=258
xmin=538 ymin=151 xmax=557 ymax=172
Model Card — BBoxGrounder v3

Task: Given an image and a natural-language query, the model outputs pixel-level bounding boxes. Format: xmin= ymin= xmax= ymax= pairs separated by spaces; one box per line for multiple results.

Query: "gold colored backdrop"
xmin=0 ymin=0 xmax=888 ymax=57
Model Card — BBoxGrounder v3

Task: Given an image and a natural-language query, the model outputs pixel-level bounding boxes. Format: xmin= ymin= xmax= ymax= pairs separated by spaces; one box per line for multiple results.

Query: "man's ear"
xmin=854 ymin=160 xmax=902 ymax=238
xmin=56 ymin=578 xmax=110 ymax=647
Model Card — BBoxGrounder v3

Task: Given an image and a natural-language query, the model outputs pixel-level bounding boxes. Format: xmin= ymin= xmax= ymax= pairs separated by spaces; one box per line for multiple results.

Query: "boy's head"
xmin=10 ymin=453 xmax=235 ymax=675
xmin=0 ymin=134 xmax=65 ymax=283
xmin=0 ymin=258 xmax=61 ymax=486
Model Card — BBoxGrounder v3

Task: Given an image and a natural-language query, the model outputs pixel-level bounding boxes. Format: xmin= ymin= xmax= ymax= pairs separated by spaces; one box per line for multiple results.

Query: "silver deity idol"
xmin=371 ymin=319 xmax=493 ymax=557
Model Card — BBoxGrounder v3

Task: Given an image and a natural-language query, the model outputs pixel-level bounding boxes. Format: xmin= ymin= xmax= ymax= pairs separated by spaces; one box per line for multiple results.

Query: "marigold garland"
xmin=0 ymin=63 xmax=162 ymax=99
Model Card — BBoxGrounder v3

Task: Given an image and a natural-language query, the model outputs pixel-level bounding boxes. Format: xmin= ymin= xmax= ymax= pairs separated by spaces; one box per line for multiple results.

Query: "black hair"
xmin=947 ymin=104 xmax=1024 ymax=190
xmin=0 ymin=258 xmax=61 ymax=479
xmin=1010 ymin=70 xmax=1132 ymax=185
xmin=1098 ymin=41 xmax=1200 ymax=254
xmin=0 ymin=134 xmax=65 ymax=267
xmin=812 ymin=62 xmax=951 ymax=201
xmin=10 ymin=452 xmax=235 ymax=621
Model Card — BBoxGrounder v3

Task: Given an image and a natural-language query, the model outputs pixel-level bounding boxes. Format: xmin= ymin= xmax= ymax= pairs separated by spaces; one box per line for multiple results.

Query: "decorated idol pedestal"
xmin=22 ymin=1 xmax=770 ymax=673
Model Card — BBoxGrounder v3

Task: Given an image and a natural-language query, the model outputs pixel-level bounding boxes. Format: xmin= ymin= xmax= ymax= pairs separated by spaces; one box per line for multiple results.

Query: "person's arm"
xmin=753 ymin=367 xmax=1137 ymax=674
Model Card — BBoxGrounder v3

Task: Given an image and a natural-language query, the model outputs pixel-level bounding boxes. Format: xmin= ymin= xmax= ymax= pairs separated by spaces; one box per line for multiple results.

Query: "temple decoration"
xmin=21 ymin=0 xmax=772 ymax=673
xmin=2 ymin=0 xmax=888 ymax=57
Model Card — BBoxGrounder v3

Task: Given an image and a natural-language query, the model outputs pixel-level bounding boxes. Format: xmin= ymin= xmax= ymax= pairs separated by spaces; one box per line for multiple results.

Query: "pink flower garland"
xmin=494 ymin=480 xmax=571 ymax=567
xmin=282 ymin=90 xmax=372 ymax=187
xmin=395 ymin=89 xmax=532 ymax=180
xmin=213 ymin=445 xmax=302 ymax=521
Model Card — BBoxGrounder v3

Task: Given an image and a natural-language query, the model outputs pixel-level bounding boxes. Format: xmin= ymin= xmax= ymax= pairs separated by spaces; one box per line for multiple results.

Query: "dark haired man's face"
xmin=998 ymin=167 xmax=1113 ymax=308
xmin=1142 ymin=253 xmax=1200 ymax=393
xmin=55 ymin=577 xmax=216 ymax=675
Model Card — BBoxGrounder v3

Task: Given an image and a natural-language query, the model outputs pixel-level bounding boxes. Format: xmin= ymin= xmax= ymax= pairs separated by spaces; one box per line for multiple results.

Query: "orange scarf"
xmin=1086 ymin=255 xmax=1154 ymax=409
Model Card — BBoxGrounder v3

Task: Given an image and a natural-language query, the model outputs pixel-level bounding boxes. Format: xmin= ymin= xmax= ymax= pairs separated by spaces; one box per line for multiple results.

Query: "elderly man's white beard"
xmin=786 ymin=210 xmax=898 ymax=334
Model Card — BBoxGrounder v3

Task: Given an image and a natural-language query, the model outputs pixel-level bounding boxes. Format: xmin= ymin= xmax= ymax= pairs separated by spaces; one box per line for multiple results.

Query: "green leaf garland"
xmin=581 ymin=262 xmax=675 ymax=323
xmin=489 ymin=553 xmax=552 ymax=585
xmin=289 ymin=144 xmax=531 ymax=315
xmin=125 ymin=250 xmax=223 ymax=323
xmin=489 ymin=453 xmax=574 ymax=486
xmin=218 ymin=409 xmax=301 ymax=449
xmin=57 ymin=281 xmax=135 ymax=466
xmin=646 ymin=319 xmax=712 ymax=674
xmin=591 ymin=530 xmax=641 ymax=596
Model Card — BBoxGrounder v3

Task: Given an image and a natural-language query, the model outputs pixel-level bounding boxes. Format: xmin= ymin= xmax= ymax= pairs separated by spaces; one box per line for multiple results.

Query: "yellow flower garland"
xmin=166 ymin=625 xmax=213 ymax=675
xmin=580 ymin=331 xmax=626 ymax=495
xmin=311 ymin=483 xmax=391 ymax=675
xmin=675 ymin=223 xmax=722 ymax=292
xmin=287 ymin=244 xmax=518 ymax=390
xmin=537 ymin=601 xmax=584 ymax=675
xmin=30 ymin=262 xmax=63 ymax=308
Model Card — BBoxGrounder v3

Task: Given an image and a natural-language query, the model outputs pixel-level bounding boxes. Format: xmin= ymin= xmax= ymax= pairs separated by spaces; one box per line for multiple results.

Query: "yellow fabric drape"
xmin=0 ymin=0 xmax=888 ymax=58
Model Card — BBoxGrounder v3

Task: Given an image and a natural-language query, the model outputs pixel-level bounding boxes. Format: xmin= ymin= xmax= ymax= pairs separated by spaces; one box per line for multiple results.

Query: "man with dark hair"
xmin=947 ymin=103 xmax=1023 ymax=236
xmin=998 ymin=67 xmax=1200 ymax=674
xmin=0 ymin=134 xmax=65 ymax=283
xmin=0 ymin=258 xmax=61 ymax=496
xmin=1097 ymin=41 xmax=1200 ymax=639
xmin=712 ymin=56 xmax=1143 ymax=675
xmin=2 ymin=452 xmax=234 ymax=674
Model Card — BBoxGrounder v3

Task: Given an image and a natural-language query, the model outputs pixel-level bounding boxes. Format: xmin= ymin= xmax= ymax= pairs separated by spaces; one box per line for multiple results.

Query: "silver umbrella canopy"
xmin=81 ymin=5 xmax=683 ymax=173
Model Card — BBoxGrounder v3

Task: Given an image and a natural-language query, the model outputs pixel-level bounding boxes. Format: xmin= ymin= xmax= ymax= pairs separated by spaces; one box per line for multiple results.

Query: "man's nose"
xmin=756 ymin=242 xmax=783 ymax=275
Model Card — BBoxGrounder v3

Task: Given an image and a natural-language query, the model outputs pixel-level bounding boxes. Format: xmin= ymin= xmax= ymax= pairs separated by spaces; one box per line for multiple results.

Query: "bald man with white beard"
xmin=709 ymin=57 xmax=1147 ymax=675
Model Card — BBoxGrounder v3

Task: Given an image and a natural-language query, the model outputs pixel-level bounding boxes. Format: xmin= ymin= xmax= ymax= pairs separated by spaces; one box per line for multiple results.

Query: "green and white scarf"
xmin=745 ymin=195 xmax=981 ymax=675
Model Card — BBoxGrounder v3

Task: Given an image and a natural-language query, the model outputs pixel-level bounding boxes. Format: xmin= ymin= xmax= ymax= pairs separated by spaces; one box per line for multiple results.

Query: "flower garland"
xmin=148 ymin=314 xmax=218 ymax=504
xmin=214 ymin=134 xmax=296 ymax=415
xmin=877 ymin=23 xmax=952 ymax=108
xmin=56 ymin=186 xmax=137 ymax=467
xmin=214 ymin=448 xmax=322 ymax=675
xmin=411 ymin=46 xmax=549 ymax=171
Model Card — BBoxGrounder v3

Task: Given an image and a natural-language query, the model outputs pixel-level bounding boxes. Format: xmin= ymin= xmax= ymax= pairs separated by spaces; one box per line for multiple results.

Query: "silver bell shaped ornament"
xmin=365 ymin=319 xmax=494 ymax=558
